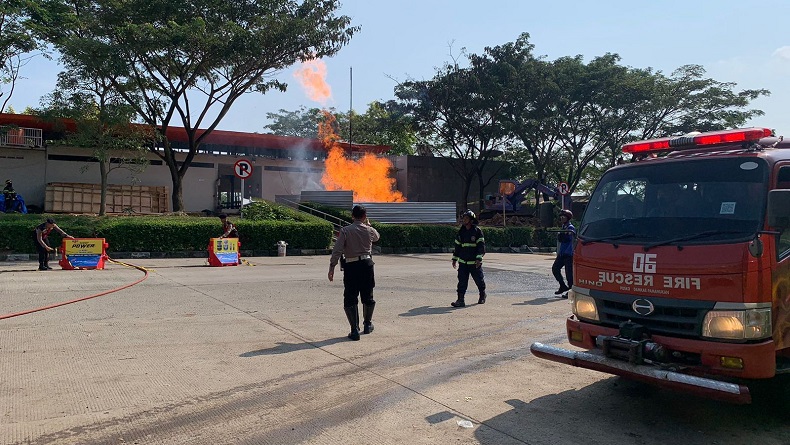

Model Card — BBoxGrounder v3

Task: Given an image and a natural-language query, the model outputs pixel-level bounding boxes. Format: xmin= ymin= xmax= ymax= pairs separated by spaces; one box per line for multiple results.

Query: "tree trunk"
xmin=461 ymin=176 xmax=473 ymax=213
xmin=171 ymin=176 xmax=184 ymax=213
xmin=99 ymin=160 xmax=109 ymax=216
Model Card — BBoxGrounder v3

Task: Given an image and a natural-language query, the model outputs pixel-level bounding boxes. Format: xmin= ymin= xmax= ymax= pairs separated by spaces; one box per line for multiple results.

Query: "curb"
xmin=1 ymin=247 xmax=556 ymax=261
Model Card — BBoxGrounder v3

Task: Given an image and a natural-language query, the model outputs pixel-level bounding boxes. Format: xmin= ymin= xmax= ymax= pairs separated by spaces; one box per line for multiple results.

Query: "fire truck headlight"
xmin=571 ymin=291 xmax=599 ymax=321
xmin=702 ymin=308 xmax=771 ymax=340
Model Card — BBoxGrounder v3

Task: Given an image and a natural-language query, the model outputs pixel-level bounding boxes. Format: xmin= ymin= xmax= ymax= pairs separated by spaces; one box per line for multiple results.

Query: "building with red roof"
xmin=0 ymin=113 xmax=390 ymax=213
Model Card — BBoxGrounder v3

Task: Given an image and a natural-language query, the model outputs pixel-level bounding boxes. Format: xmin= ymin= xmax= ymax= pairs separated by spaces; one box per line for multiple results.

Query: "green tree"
xmin=265 ymin=101 xmax=417 ymax=155
xmin=264 ymin=106 xmax=325 ymax=139
xmin=1 ymin=0 xmax=40 ymax=113
xmin=345 ymin=101 xmax=417 ymax=156
xmin=585 ymin=64 xmax=769 ymax=191
xmin=30 ymin=0 xmax=357 ymax=212
xmin=395 ymin=46 xmax=513 ymax=210
xmin=37 ymin=67 xmax=150 ymax=215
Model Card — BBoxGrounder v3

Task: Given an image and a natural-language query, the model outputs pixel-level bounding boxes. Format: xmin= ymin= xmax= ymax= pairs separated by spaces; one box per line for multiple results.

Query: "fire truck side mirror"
xmin=767 ymin=189 xmax=790 ymax=228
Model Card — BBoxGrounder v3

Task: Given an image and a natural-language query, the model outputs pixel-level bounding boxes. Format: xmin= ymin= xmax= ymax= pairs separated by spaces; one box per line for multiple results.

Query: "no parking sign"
xmin=234 ymin=159 xmax=253 ymax=179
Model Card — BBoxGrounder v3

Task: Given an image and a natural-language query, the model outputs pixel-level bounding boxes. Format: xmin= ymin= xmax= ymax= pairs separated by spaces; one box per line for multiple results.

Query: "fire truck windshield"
xmin=581 ymin=157 xmax=767 ymax=245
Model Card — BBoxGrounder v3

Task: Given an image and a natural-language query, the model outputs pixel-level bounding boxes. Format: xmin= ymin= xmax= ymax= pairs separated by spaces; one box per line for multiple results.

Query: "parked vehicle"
xmin=481 ymin=179 xmax=571 ymax=219
xmin=0 ymin=193 xmax=27 ymax=213
xmin=531 ymin=127 xmax=790 ymax=404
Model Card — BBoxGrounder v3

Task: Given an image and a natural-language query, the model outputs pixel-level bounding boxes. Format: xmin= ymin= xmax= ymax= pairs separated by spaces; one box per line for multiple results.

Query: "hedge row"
xmin=0 ymin=213 xmax=559 ymax=254
xmin=0 ymin=214 xmax=333 ymax=254
xmin=299 ymin=201 xmax=558 ymax=249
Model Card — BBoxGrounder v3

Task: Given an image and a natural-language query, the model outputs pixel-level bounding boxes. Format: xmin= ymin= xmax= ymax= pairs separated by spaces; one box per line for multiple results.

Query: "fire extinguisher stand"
xmin=208 ymin=237 xmax=240 ymax=266
xmin=59 ymin=238 xmax=109 ymax=270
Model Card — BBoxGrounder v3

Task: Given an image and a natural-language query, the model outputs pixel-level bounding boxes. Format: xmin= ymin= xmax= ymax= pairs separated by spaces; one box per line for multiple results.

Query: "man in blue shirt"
xmin=552 ymin=209 xmax=576 ymax=298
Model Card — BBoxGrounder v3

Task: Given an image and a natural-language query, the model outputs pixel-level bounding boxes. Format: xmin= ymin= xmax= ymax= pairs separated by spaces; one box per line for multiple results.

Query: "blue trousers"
xmin=457 ymin=262 xmax=486 ymax=299
xmin=552 ymin=255 xmax=573 ymax=288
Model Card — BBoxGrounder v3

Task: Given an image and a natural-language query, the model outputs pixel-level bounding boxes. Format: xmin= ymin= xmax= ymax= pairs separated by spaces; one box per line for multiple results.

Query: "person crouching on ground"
xmin=328 ymin=205 xmax=380 ymax=341
xmin=451 ymin=210 xmax=486 ymax=307
xmin=33 ymin=218 xmax=74 ymax=271
xmin=218 ymin=213 xmax=238 ymax=238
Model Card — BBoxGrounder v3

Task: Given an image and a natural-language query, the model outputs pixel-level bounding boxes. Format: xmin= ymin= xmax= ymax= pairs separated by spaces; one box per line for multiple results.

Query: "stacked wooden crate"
xmin=45 ymin=183 xmax=169 ymax=214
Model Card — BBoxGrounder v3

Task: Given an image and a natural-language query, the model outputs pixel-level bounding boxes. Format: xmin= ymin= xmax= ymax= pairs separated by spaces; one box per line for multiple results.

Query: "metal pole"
xmin=349 ymin=66 xmax=353 ymax=146
xmin=503 ymin=195 xmax=506 ymax=228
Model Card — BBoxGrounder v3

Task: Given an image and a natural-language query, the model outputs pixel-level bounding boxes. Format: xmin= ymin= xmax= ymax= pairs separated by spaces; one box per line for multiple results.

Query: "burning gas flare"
xmin=294 ymin=59 xmax=331 ymax=103
xmin=319 ymin=112 xmax=405 ymax=203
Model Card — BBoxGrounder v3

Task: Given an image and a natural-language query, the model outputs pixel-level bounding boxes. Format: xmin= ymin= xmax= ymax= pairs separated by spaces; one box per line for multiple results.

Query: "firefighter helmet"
xmin=460 ymin=210 xmax=478 ymax=224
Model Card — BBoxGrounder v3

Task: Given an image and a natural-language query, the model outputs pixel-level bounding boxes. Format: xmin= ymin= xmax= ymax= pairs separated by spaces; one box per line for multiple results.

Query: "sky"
xmin=8 ymin=0 xmax=790 ymax=137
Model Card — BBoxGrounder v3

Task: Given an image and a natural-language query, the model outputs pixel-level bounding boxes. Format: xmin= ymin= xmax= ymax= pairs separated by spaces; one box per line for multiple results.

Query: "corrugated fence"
xmin=357 ymin=202 xmax=457 ymax=224
xmin=277 ymin=191 xmax=457 ymax=224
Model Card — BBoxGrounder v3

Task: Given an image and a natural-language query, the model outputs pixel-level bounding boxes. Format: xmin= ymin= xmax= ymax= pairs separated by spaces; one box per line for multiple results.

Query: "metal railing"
xmin=277 ymin=197 xmax=348 ymax=241
xmin=0 ymin=126 xmax=43 ymax=148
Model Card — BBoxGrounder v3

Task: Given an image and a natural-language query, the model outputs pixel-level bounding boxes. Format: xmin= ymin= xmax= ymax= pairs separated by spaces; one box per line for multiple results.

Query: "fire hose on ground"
xmin=0 ymin=257 xmax=149 ymax=321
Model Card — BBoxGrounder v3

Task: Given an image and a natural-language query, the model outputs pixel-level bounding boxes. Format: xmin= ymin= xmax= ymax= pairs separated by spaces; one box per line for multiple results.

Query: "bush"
xmin=241 ymin=200 xmax=309 ymax=221
xmin=0 ymin=212 xmax=334 ymax=253
xmin=0 ymin=210 xmax=559 ymax=255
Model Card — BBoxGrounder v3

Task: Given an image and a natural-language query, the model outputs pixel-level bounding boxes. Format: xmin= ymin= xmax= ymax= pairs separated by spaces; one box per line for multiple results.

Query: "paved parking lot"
xmin=2 ymin=253 xmax=789 ymax=445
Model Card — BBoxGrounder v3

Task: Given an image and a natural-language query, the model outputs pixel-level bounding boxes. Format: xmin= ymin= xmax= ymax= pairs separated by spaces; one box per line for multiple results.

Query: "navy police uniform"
xmin=329 ymin=205 xmax=380 ymax=340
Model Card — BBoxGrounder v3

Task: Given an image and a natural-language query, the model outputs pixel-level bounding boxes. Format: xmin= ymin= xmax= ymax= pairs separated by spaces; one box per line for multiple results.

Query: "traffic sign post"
xmin=557 ymin=182 xmax=570 ymax=210
xmin=233 ymin=160 xmax=253 ymax=209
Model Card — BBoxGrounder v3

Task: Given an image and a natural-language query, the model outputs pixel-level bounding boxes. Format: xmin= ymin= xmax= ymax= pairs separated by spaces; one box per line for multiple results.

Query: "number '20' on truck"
xmin=531 ymin=127 xmax=790 ymax=404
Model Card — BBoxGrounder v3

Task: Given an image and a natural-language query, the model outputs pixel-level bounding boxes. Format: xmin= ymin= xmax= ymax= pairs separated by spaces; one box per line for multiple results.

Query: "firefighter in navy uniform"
xmin=32 ymin=218 xmax=74 ymax=271
xmin=328 ymin=205 xmax=380 ymax=341
xmin=451 ymin=210 xmax=487 ymax=307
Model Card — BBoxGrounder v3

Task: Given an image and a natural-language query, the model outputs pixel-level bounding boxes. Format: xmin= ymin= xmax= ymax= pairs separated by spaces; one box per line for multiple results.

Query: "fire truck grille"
xmin=598 ymin=299 xmax=707 ymax=337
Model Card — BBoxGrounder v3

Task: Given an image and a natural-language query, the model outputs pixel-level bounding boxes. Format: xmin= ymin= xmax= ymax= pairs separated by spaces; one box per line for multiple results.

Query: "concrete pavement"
xmin=1 ymin=253 xmax=788 ymax=444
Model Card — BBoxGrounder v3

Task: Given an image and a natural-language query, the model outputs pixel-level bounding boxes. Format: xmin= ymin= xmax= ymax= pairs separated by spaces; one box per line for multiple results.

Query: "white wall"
xmin=0 ymin=146 xmax=47 ymax=207
xmin=0 ymin=145 xmax=331 ymax=212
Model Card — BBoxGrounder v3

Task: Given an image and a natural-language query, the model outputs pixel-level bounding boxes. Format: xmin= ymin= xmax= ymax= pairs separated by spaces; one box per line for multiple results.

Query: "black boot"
xmin=478 ymin=292 xmax=487 ymax=304
xmin=451 ymin=297 xmax=465 ymax=308
xmin=362 ymin=302 xmax=375 ymax=334
xmin=344 ymin=305 xmax=360 ymax=341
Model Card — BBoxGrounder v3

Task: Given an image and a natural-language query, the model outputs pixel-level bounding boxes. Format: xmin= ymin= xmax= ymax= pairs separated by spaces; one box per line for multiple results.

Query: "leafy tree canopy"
xmin=28 ymin=0 xmax=358 ymax=211
xmin=1 ymin=0 xmax=41 ymax=112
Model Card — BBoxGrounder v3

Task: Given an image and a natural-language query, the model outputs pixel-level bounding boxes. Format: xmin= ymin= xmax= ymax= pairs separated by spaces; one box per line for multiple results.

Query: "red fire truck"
xmin=531 ymin=127 xmax=790 ymax=404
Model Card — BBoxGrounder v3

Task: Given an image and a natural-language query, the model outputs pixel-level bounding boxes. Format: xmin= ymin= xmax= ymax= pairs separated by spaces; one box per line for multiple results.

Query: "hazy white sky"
xmin=8 ymin=0 xmax=790 ymax=136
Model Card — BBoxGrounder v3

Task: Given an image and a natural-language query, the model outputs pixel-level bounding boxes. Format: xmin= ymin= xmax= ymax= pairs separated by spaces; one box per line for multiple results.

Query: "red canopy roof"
xmin=0 ymin=113 xmax=390 ymax=154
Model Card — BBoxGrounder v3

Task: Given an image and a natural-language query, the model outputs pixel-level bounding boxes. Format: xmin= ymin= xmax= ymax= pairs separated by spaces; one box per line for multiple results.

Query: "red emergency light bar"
xmin=622 ymin=128 xmax=773 ymax=154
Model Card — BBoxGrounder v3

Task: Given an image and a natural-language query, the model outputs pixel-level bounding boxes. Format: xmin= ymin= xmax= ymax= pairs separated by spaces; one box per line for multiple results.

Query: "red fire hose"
xmin=0 ymin=257 xmax=149 ymax=320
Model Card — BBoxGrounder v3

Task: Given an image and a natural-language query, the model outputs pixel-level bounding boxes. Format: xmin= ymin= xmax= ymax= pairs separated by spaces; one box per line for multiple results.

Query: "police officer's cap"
xmin=559 ymin=209 xmax=573 ymax=219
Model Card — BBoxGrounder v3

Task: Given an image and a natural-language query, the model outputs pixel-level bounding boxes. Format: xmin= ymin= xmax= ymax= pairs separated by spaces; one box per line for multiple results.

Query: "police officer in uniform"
xmin=451 ymin=210 xmax=486 ymax=307
xmin=33 ymin=218 xmax=74 ymax=271
xmin=328 ymin=205 xmax=380 ymax=341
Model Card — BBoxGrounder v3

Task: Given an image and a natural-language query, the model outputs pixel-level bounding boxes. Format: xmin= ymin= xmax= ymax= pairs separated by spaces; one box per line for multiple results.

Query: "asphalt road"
xmin=1 ymin=253 xmax=789 ymax=445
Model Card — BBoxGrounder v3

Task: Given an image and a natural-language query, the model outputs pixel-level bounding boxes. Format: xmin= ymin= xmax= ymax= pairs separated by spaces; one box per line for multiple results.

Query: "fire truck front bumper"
xmin=530 ymin=342 xmax=751 ymax=404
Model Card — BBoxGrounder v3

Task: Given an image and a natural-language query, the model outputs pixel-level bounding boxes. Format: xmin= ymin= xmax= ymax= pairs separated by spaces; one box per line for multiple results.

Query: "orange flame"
xmin=294 ymin=59 xmax=331 ymax=103
xmin=319 ymin=112 xmax=405 ymax=203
